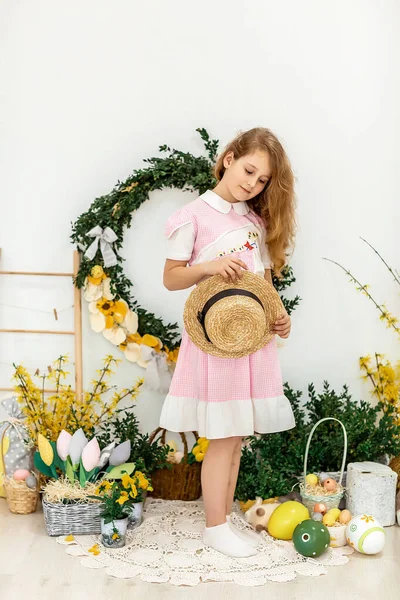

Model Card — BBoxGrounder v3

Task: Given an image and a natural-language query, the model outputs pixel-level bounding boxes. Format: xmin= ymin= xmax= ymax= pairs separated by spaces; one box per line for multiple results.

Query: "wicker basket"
xmin=327 ymin=523 xmax=347 ymax=547
xmin=300 ymin=417 xmax=348 ymax=513
xmin=147 ymin=428 xmax=202 ymax=501
xmin=5 ymin=478 xmax=39 ymax=514
xmin=42 ymin=497 xmax=104 ymax=536
xmin=1 ymin=424 xmax=39 ymax=515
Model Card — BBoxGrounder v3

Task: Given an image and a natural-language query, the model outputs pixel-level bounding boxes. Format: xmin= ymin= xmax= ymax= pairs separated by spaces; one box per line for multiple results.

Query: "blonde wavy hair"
xmin=214 ymin=127 xmax=296 ymax=277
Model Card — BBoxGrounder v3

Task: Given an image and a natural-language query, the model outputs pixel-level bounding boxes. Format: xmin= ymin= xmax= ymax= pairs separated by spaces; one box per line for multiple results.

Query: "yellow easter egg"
xmin=327 ymin=508 xmax=341 ymax=520
xmin=267 ymin=501 xmax=310 ymax=540
xmin=305 ymin=473 xmax=318 ymax=486
xmin=323 ymin=513 xmax=336 ymax=527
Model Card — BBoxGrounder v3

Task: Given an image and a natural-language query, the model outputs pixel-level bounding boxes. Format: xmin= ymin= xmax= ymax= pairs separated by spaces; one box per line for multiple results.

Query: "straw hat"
xmin=184 ymin=271 xmax=284 ymax=358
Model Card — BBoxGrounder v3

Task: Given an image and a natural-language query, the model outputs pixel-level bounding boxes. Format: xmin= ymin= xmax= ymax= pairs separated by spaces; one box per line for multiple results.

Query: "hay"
xmin=43 ymin=478 xmax=101 ymax=504
xmin=303 ymin=482 xmax=344 ymax=496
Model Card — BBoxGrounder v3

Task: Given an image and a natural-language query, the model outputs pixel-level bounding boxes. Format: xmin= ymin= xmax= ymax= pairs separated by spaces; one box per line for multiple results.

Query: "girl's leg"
xmin=225 ymin=437 xmax=243 ymax=516
xmin=201 ymin=436 xmax=257 ymax=557
xmin=201 ymin=436 xmax=241 ymax=527
xmin=224 ymin=437 xmax=260 ymax=547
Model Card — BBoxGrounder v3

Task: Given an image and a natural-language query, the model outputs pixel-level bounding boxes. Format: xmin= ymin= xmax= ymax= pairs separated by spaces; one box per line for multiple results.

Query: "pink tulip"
xmin=81 ymin=437 xmax=101 ymax=472
xmin=56 ymin=430 xmax=72 ymax=461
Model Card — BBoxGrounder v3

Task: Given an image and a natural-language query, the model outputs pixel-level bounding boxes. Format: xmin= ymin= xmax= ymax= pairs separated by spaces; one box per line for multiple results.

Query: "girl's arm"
xmin=265 ymin=268 xmax=291 ymax=338
xmin=163 ymin=257 xmax=248 ymax=291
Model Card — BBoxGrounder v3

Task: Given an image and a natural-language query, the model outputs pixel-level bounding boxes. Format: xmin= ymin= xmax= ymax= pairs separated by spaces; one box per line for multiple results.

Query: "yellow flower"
xmin=192 ymin=445 xmax=200 ymax=456
xmin=112 ymin=533 xmax=120 ymax=540
xmin=127 ymin=333 xmax=142 ymax=344
xmin=91 ymin=265 xmax=104 ymax=279
xmin=121 ymin=473 xmax=133 ymax=489
xmin=195 ymin=452 xmax=205 ymax=462
xmin=88 ymin=543 xmax=100 ymax=554
xmin=116 ymin=492 xmax=129 ymax=505
xmin=359 ymin=356 xmax=371 ymax=369
xmin=96 ymin=480 xmax=112 ymax=494
xmin=96 ymin=298 xmax=115 ymax=316
xmin=141 ymin=334 xmax=162 ymax=353
xmin=87 ymin=265 xmax=107 ymax=285
xmin=64 ymin=535 xmax=74 ymax=542
xmin=129 ymin=483 xmax=138 ymax=498
xmin=113 ymin=300 xmax=129 ymax=324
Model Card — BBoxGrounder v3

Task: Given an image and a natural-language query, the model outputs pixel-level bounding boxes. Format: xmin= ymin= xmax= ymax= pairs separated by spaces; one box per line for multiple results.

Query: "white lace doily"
xmin=57 ymin=498 xmax=353 ymax=586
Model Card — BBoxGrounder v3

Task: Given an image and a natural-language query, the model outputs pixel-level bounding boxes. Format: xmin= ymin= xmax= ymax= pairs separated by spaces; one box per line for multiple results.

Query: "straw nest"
xmin=42 ymin=478 xmax=102 ymax=504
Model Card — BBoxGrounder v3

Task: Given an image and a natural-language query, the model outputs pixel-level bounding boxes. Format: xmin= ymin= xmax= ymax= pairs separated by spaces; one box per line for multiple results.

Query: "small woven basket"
xmin=1 ymin=424 xmax=38 ymax=515
xmin=327 ymin=523 xmax=347 ymax=547
xmin=148 ymin=428 xmax=202 ymax=501
xmin=42 ymin=497 xmax=104 ymax=536
xmin=300 ymin=417 xmax=348 ymax=513
xmin=4 ymin=478 xmax=39 ymax=514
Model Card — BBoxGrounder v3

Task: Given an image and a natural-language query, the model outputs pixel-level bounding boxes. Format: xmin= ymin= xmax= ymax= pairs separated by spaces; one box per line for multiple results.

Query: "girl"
xmin=160 ymin=127 xmax=296 ymax=557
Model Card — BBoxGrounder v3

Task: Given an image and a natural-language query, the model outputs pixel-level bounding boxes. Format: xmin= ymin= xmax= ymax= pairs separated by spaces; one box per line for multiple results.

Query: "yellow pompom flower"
xmin=38 ymin=433 xmax=54 ymax=466
xmin=192 ymin=444 xmax=200 ymax=456
xmin=88 ymin=265 xmax=107 ymax=285
xmin=195 ymin=452 xmax=205 ymax=462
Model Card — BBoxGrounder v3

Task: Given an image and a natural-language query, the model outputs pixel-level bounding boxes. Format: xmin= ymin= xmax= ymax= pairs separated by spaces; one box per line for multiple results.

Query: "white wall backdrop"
xmin=1 ymin=1 xmax=399 ymax=437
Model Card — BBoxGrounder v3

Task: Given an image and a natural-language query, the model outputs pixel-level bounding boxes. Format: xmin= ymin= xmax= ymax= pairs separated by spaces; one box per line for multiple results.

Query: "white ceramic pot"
xmin=128 ymin=501 xmax=144 ymax=530
xmin=100 ymin=517 xmax=128 ymax=548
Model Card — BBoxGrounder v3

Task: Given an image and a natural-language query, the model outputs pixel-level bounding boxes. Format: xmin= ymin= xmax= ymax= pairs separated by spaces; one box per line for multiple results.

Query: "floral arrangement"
xmin=165 ymin=436 xmax=210 ymax=464
xmin=94 ymin=469 xmax=153 ymax=522
xmin=324 ymin=237 xmax=399 ymax=421
xmin=12 ymin=355 xmax=143 ymax=442
xmin=35 ymin=426 xmax=136 ymax=487
xmin=71 ymin=129 xmax=299 ymax=380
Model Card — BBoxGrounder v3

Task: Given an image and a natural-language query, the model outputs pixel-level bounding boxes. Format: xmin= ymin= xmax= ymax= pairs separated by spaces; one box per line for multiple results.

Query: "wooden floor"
xmin=1 ymin=500 xmax=399 ymax=600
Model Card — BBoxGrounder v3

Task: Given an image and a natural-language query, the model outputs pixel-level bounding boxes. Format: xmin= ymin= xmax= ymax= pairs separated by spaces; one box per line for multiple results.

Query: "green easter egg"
xmin=293 ymin=519 xmax=330 ymax=557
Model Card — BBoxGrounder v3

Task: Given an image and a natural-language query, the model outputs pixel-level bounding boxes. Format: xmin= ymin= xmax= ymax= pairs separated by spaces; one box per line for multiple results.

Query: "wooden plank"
xmin=73 ymin=251 xmax=83 ymax=401
xmin=0 ymin=329 xmax=74 ymax=335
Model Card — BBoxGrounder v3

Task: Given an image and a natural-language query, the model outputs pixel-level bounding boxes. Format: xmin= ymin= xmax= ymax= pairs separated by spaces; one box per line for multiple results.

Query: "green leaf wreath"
xmin=71 ymin=128 xmax=300 ymax=367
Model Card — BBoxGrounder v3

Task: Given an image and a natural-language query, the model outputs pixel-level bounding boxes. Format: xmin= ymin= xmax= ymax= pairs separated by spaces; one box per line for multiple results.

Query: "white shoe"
xmin=203 ymin=521 xmax=258 ymax=557
xmin=226 ymin=514 xmax=260 ymax=548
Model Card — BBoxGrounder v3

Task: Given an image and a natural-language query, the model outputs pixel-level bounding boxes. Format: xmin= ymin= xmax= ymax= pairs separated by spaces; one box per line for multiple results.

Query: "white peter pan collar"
xmin=201 ymin=190 xmax=249 ymax=215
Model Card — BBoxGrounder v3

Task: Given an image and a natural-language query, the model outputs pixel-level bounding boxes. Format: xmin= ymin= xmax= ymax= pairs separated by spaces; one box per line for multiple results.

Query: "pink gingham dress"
xmin=159 ymin=190 xmax=295 ymax=439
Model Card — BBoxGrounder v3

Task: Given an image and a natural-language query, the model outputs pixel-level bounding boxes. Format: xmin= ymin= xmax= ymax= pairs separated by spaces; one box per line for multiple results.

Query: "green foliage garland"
xmin=71 ymin=128 xmax=300 ymax=351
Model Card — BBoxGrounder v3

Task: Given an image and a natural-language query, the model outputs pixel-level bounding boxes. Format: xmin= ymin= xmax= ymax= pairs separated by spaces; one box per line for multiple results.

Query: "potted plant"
xmin=125 ymin=470 xmax=153 ymax=530
xmin=94 ymin=470 xmax=153 ymax=546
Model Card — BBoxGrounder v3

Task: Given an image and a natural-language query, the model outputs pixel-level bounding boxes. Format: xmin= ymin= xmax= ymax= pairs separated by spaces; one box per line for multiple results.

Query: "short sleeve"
xmin=260 ymin=226 xmax=272 ymax=269
xmin=165 ymin=221 xmax=195 ymax=261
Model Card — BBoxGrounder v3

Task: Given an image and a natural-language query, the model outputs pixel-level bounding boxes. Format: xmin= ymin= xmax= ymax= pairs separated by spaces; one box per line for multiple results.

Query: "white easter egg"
xmin=345 ymin=514 xmax=385 ymax=554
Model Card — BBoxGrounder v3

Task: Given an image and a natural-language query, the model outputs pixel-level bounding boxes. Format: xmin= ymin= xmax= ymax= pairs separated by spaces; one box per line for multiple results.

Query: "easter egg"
xmin=322 ymin=513 xmax=336 ymax=527
xmin=314 ymin=502 xmax=327 ymax=514
xmin=312 ymin=512 xmax=323 ymax=522
xmin=25 ymin=475 xmax=37 ymax=489
xmin=346 ymin=514 xmax=385 ymax=554
xmin=339 ymin=509 xmax=352 ymax=525
xmin=268 ymin=501 xmax=310 ymax=540
xmin=323 ymin=478 xmax=337 ymax=492
xmin=305 ymin=473 xmax=318 ymax=486
xmin=13 ymin=469 xmax=30 ymax=481
xmin=327 ymin=508 xmax=341 ymax=520
xmin=293 ymin=519 xmax=331 ymax=557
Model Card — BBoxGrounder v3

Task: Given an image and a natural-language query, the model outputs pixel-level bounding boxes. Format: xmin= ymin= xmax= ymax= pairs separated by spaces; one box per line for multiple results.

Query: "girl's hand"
xmin=273 ymin=310 xmax=291 ymax=339
xmin=203 ymin=257 xmax=248 ymax=283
